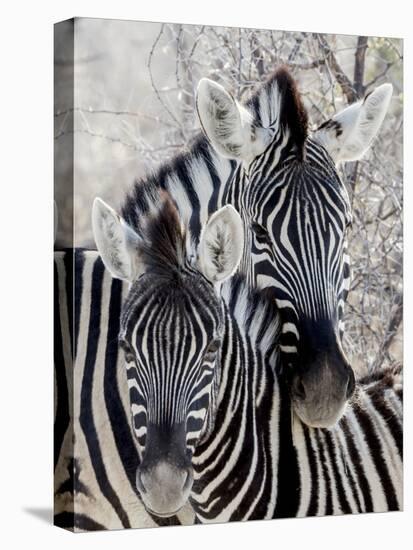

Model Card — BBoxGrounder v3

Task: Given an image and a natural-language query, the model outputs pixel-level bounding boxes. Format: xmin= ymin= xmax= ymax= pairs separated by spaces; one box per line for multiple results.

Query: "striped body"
xmin=54 ymin=250 xmax=403 ymax=529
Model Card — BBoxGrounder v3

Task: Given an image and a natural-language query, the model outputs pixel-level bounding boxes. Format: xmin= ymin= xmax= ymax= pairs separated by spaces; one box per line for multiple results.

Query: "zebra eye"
xmin=204 ymin=339 xmax=221 ymax=360
xmin=252 ymin=222 xmax=270 ymax=241
xmin=119 ymin=340 xmax=135 ymax=363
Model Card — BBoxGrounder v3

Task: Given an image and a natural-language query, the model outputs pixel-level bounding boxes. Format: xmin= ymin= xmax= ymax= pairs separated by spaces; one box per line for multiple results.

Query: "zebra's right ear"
xmin=198 ymin=205 xmax=244 ymax=285
xmin=196 ymin=78 xmax=271 ymax=163
xmin=92 ymin=198 xmax=143 ymax=282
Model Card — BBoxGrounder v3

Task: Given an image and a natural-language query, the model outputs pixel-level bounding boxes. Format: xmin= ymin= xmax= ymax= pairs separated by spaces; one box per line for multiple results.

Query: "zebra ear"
xmin=314 ymin=83 xmax=393 ymax=163
xmin=196 ymin=78 xmax=271 ymax=163
xmin=92 ymin=198 xmax=143 ymax=282
xmin=198 ymin=205 xmax=244 ymax=284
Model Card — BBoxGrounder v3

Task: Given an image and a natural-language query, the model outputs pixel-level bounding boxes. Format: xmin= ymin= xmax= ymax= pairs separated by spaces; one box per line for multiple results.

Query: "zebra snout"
xmin=292 ymin=376 xmax=306 ymax=400
xmin=136 ymin=461 xmax=193 ymax=517
xmin=290 ymin=354 xmax=355 ymax=428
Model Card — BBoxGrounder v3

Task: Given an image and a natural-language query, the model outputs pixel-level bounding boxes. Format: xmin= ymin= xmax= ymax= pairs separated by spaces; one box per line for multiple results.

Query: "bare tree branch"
xmin=314 ymin=33 xmax=358 ymax=103
xmin=353 ymin=36 xmax=369 ymax=97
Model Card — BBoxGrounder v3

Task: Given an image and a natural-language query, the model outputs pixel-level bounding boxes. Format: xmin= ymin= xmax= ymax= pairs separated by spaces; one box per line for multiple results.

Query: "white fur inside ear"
xmin=196 ymin=78 xmax=271 ymax=163
xmin=314 ymin=83 xmax=393 ymax=163
xmin=198 ymin=205 xmax=244 ymax=284
xmin=92 ymin=197 xmax=142 ymax=282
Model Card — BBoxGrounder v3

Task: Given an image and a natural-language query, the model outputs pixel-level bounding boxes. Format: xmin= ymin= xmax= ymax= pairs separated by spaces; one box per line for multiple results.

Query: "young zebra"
xmin=90 ymin=196 xmax=402 ymax=524
xmin=54 ymin=249 xmax=196 ymax=530
xmin=117 ymin=67 xmax=392 ymax=428
xmin=195 ymin=69 xmax=393 ymax=427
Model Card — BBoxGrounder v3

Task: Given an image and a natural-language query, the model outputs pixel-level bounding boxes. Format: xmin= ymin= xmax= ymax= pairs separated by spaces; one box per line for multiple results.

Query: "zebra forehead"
xmin=246 ymin=141 xmax=350 ymax=217
xmin=120 ymin=275 xmax=222 ymax=340
xmin=246 ymin=66 xmax=308 ymax=152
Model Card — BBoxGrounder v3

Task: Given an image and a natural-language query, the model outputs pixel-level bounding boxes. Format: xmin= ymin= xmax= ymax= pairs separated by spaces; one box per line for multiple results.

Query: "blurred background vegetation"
xmin=54 ymin=19 xmax=403 ymax=375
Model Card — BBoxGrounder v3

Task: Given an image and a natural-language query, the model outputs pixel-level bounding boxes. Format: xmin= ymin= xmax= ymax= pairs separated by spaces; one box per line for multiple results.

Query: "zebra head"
xmin=92 ymin=197 xmax=243 ymax=517
xmin=196 ymin=67 xmax=392 ymax=428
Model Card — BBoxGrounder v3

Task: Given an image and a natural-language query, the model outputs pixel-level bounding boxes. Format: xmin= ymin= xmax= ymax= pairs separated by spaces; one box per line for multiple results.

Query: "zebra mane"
xmin=223 ymin=273 xmax=281 ymax=357
xmin=121 ymin=133 xmax=216 ymax=235
xmin=357 ymin=363 xmax=403 ymax=390
xmin=137 ymin=197 xmax=187 ymax=278
xmin=121 ymin=66 xmax=308 ymax=236
xmin=246 ymin=66 xmax=308 ymax=158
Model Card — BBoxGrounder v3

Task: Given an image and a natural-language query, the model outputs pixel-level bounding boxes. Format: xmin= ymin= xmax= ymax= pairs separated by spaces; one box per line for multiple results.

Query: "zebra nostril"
xmin=182 ymin=468 xmax=193 ymax=493
xmin=136 ymin=470 xmax=147 ymax=494
xmin=293 ymin=377 xmax=306 ymax=400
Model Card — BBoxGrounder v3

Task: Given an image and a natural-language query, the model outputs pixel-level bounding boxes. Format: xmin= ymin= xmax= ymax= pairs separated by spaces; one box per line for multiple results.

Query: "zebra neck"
xmin=121 ymin=134 xmax=236 ymax=243
xmin=189 ymin=276 xmax=291 ymax=522
xmin=218 ymin=274 xmax=281 ymax=394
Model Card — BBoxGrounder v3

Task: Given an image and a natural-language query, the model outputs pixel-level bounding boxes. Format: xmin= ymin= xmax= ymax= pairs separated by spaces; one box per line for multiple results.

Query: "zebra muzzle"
xmin=136 ymin=461 xmax=193 ymax=517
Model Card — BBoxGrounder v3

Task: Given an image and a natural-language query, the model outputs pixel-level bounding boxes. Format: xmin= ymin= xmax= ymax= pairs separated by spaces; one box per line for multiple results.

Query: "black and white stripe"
xmin=229 ymin=136 xmax=352 ymax=356
xmin=55 ymin=246 xmax=402 ymax=528
xmin=54 ymin=250 xmax=195 ymax=531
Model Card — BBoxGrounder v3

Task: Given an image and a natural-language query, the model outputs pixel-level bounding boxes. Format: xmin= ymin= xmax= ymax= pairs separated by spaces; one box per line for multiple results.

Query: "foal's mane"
xmin=138 ymin=198 xmax=187 ymax=278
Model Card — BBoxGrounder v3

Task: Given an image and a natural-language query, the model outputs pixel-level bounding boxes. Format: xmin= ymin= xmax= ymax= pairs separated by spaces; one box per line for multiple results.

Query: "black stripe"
xmin=54 ymin=259 xmax=71 ymax=470
xmin=336 ymin=435 xmax=362 ymax=513
xmin=324 ymin=430 xmax=352 ymax=514
xmin=339 ymin=417 xmax=373 ymax=512
xmin=74 ymin=250 xmax=84 ymax=356
xmin=303 ymin=426 xmax=318 ymax=516
xmin=314 ymin=430 xmax=333 ymax=515
xmin=54 ymin=511 xmax=106 ymax=532
xmin=368 ymin=391 xmax=403 ymax=459
xmin=353 ymin=406 xmax=399 ymax=511
xmin=274 ymin=380 xmax=300 ymax=518
xmin=103 ymin=278 xmax=140 ymax=492
xmin=230 ymin=340 xmax=265 ymax=522
xmin=63 ymin=250 xmax=73 ymax=355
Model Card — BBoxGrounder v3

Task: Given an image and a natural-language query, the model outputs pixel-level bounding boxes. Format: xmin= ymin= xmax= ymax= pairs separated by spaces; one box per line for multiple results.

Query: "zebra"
xmin=54 ymin=249 xmax=196 ymax=530
xmin=195 ymin=67 xmax=393 ymax=427
xmin=90 ymin=196 xmax=402 ymax=524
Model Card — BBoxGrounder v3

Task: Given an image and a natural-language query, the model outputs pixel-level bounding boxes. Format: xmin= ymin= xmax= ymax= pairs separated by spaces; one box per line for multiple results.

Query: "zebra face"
xmin=239 ymin=137 xmax=355 ymax=427
xmin=119 ymin=272 xmax=223 ymax=517
xmin=92 ymin=198 xmax=243 ymax=517
xmin=197 ymin=69 xmax=392 ymax=428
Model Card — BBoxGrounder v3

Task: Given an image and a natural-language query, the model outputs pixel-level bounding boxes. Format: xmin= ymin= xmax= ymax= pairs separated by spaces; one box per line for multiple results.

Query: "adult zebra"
xmin=195 ymin=69 xmax=393 ymax=427
xmin=90 ymin=196 xmax=402 ymax=524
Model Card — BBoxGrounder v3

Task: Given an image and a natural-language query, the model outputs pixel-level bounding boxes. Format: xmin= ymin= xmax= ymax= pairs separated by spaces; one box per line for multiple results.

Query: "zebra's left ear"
xmin=313 ymin=83 xmax=393 ymax=163
xmin=196 ymin=78 xmax=272 ymax=163
xmin=198 ymin=205 xmax=244 ymax=284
